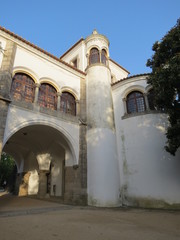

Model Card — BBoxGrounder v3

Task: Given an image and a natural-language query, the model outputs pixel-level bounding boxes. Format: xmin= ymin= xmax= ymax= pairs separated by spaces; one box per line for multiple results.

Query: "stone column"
xmin=122 ymin=97 xmax=127 ymax=114
xmin=0 ymin=40 xmax=16 ymax=156
xmin=34 ymin=83 xmax=40 ymax=103
xmin=37 ymin=153 xmax=52 ymax=197
xmin=14 ymin=173 xmax=23 ymax=195
xmin=144 ymin=93 xmax=150 ymax=110
xmin=76 ymin=100 xmax=80 ymax=116
xmin=38 ymin=170 xmax=49 ymax=197
xmin=86 ymin=53 xmax=89 ymax=67
xmin=57 ymin=92 xmax=62 ymax=110
xmin=79 ymin=78 xmax=87 ymax=190
xmin=64 ymin=77 xmax=87 ymax=205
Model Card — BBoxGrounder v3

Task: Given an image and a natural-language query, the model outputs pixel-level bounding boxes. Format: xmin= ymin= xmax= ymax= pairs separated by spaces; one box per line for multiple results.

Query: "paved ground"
xmin=0 ymin=193 xmax=180 ymax=240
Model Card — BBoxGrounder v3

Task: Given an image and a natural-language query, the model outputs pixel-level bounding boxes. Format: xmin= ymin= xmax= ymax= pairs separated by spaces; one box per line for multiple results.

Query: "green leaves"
xmin=147 ymin=19 xmax=180 ymax=155
xmin=0 ymin=152 xmax=16 ymax=187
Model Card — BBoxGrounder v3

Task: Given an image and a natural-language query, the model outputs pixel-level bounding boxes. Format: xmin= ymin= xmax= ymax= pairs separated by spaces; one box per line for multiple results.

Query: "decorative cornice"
xmin=85 ymin=31 xmax=109 ymax=46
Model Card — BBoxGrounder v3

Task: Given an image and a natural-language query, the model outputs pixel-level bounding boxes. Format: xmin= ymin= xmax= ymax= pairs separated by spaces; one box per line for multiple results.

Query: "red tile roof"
xmin=109 ymin=58 xmax=130 ymax=74
xmin=0 ymin=26 xmax=86 ymax=76
xmin=111 ymin=73 xmax=150 ymax=86
xmin=60 ymin=38 xmax=84 ymax=59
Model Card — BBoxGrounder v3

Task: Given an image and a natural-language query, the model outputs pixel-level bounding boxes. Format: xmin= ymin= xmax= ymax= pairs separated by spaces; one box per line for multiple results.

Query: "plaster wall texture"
xmin=3 ymin=104 xmax=79 ymax=166
xmin=1 ymin=27 xmax=180 ymax=208
xmin=113 ymin=77 xmax=180 ymax=205
xmin=113 ymin=78 xmax=147 ymax=98
xmin=28 ymin=170 xmax=39 ymax=195
xmin=60 ymin=41 xmax=86 ymax=72
xmin=50 ymin=158 xmax=63 ymax=197
xmin=20 ymin=147 xmax=65 ymax=197
xmin=0 ymin=36 xmax=6 ymax=68
xmin=86 ymin=66 xmax=114 ymax=129
xmin=60 ymin=38 xmax=129 ymax=83
xmin=13 ymin=46 xmax=81 ymax=98
xmin=49 ymin=144 xmax=65 ymax=197
xmin=86 ymin=64 xmax=120 ymax=207
xmin=87 ymin=128 xmax=120 ymax=207
xmin=119 ymin=114 xmax=180 ymax=204
xmin=37 ymin=153 xmax=52 ymax=171
xmin=109 ymin=60 xmax=129 ymax=82
xmin=86 ymin=35 xmax=109 ymax=54
xmin=23 ymin=151 xmax=39 ymax=172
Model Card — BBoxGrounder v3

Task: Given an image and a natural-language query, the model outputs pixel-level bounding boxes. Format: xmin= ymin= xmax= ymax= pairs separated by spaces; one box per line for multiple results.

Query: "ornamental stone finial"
xmin=92 ymin=29 xmax=98 ymax=35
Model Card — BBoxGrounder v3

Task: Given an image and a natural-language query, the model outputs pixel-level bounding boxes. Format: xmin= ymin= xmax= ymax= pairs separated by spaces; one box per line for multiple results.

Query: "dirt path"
xmin=0 ymin=195 xmax=180 ymax=240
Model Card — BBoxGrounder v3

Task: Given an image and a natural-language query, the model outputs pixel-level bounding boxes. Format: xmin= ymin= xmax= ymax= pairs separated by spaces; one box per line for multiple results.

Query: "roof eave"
xmin=60 ymin=38 xmax=84 ymax=59
xmin=111 ymin=73 xmax=150 ymax=86
xmin=0 ymin=26 xmax=86 ymax=76
xmin=109 ymin=58 xmax=130 ymax=74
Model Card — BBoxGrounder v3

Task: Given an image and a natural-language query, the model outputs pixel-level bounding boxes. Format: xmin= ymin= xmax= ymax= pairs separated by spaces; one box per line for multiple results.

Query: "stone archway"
xmin=3 ymin=124 xmax=75 ymax=198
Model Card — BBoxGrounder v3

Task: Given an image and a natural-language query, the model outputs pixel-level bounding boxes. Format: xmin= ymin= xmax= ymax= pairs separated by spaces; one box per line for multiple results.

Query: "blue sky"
xmin=0 ymin=0 xmax=179 ymax=75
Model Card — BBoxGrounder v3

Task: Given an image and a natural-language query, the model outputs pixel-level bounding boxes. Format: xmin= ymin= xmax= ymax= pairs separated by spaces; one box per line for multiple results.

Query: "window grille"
xmin=11 ymin=73 xmax=35 ymax=102
xmin=60 ymin=92 xmax=76 ymax=115
xmin=101 ymin=49 xmax=107 ymax=65
xmin=127 ymin=91 xmax=146 ymax=113
xmin=38 ymin=83 xmax=57 ymax=110
xmin=89 ymin=48 xmax=100 ymax=65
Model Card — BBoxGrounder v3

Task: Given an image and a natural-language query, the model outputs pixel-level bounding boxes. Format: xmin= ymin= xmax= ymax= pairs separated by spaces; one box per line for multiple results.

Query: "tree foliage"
xmin=147 ymin=19 xmax=180 ymax=155
xmin=0 ymin=152 xmax=16 ymax=187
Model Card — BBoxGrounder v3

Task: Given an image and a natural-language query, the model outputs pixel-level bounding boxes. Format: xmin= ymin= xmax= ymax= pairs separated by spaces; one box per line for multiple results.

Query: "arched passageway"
xmin=0 ymin=152 xmax=17 ymax=193
xmin=2 ymin=125 xmax=75 ymax=198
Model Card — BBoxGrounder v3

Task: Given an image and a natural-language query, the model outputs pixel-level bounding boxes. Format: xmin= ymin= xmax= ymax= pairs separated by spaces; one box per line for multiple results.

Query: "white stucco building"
xmin=0 ymin=26 xmax=180 ymax=208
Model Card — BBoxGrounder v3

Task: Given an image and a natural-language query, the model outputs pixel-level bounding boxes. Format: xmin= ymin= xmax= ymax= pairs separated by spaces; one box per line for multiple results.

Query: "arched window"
xmin=101 ymin=49 xmax=107 ymax=65
xmin=60 ymin=92 xmax=76 ymax=116
xmin=127 ymin=91 xmax=146 ymax=113
xmin=11 ymin=73 xmax=35 ymax=102
xmin=38 ymin=83 xmax=57 ymax=110
xmin=89 ymin=48 xmax=100 ymax=65
xmin=147 ymin=89 xmax=155 ymax=110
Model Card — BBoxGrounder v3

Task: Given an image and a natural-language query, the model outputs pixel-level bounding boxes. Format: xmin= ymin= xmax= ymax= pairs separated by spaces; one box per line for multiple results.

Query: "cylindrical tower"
xmin=85 ymin=30 xmax=120 ymax=207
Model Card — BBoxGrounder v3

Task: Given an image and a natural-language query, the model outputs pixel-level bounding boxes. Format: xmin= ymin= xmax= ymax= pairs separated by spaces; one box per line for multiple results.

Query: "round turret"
xmin=85 ymin=29 xmax=109 ymax=68
xmin=85 ymin=31 xmax=120 ymax=207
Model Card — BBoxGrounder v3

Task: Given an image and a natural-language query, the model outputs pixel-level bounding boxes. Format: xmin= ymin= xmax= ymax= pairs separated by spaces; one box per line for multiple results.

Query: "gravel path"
xmin=0 ymin=194 xmax=180 ymax=240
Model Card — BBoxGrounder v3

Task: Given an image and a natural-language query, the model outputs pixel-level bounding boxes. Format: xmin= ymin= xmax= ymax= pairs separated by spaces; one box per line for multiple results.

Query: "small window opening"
xmin=127 ymin=91 xmax=146 ymax=114
xmin=89 ymin=48 xmax=100 ymax=65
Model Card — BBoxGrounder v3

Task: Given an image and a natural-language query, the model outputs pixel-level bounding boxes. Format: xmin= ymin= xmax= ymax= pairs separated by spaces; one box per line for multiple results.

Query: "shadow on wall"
xmin=120 ymin=112 xmax=180 ymax=205
xmin=2 ymin=105 xmax=79 ymax=198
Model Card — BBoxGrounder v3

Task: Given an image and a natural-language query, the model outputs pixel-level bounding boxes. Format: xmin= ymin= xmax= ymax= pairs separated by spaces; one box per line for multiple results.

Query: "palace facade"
xmin=0 ymin=27 xmax=180 ymax=208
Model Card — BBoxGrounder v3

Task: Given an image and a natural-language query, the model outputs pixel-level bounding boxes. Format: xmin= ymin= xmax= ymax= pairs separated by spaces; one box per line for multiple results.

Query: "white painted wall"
xmin=50 ymin=151 xmax=64 ymax=197
xmin=86 ymin=63 xmax=120 ymax=206
xmin=87 ymin=128 xmax=120 ymax=206
xmin=13 ymin=46 xmax=81 ymax=98
xmin=28 ymin=170 xmax=39 ymax=195
xmin=3 ymin=105 xmax=79 ymax=166
xmin=85 ymin=30 xmax=121 ymax=207
xmin=24 ymin=151 xmax=39 ymax=172
xmin=119 ymin=114 xmax=180 ymax=203
xmin=45 ymin=141 xmax=65 ymax=197
xmin=86 ymin=66 xmax=114 ymax=129
xmin=60 ymin=40 xmax=86 ymax=71
xmin=109 ymin=60 xmax=129 ymax=82
xmin=0 ymin=36 xmax=6 ymax=68
xmin=2 ymin=27 xmax=180 ymax=207
xmin=112 ymin=76 xmax=180 ymax=205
